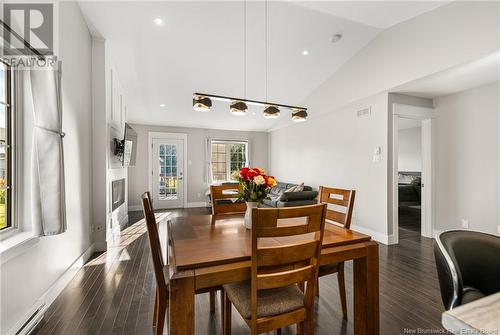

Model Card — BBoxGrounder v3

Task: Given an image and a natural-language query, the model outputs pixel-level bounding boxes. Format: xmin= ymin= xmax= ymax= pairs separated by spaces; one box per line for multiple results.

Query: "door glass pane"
xmin=158 ymin=144 xmax=178 ymax=201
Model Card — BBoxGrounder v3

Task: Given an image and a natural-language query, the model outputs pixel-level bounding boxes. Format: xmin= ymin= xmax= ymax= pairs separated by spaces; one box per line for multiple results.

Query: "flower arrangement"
xmin=231 ymin=167 xmax=277 ymax=203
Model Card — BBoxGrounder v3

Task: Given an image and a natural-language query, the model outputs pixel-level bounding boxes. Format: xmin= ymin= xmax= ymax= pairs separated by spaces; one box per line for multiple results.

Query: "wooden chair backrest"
xmin=318 ymin=186 xmax=356 ymax=229
xmin=141 ymin=192 xmax=167 ymax=294
xmin=250 ymin=204 xmax=327 ymax=323
xmin=210 ymin=184 xmax=246 ymax=216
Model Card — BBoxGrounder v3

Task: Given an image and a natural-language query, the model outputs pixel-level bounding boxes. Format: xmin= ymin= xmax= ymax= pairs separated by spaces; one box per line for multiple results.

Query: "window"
xmin=0 ymin=61 xmax=13 ymax=231
xmin=210 ymin=140 xmax=248 ymax=182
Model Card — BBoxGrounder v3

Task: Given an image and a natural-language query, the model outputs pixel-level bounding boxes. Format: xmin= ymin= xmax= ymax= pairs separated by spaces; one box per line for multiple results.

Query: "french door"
xmin=151 ymin=138 xmax=185 ymax=209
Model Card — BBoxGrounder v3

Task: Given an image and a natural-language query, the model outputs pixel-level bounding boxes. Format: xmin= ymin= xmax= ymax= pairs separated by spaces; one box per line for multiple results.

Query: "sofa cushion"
xmin=263 ymin=195 xmax=279 ymax=208
xmin=277 ymin=199 xmax=317 ymax=207
xmin=279 ymin=191 xmax=318 ymax=202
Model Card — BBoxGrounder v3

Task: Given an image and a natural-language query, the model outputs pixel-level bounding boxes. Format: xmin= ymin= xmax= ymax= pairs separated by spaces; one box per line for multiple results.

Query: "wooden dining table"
xmin=167 ymin=214 xmax=379 ymax=335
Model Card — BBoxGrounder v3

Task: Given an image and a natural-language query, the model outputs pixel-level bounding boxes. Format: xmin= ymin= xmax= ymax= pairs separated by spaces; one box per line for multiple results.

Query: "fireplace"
xmin=112 ymin=178 xmax=125 ymax=211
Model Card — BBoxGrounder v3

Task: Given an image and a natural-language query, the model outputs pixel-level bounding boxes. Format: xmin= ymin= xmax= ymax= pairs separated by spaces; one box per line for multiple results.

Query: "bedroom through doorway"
xmin=397 ymin=120 xmax=423 ymax=239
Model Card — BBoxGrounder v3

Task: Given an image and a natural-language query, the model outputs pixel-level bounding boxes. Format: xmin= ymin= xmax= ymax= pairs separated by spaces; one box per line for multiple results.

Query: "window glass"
xmin=210 ymin=141 xmax=248 ymax=182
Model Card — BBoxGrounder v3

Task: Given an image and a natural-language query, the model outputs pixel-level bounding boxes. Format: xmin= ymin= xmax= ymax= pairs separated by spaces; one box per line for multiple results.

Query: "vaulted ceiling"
xmin=79 ymin=1 xmax=450 ymax=131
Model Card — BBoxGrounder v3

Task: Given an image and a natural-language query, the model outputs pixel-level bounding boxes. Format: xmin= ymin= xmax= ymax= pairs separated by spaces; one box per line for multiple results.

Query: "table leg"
xmin=354 ymin=242 xmax=379 ymax=335
xmin=169 ymin=273 xmax=195 ymax=335
xmin=366 ymin=243 xmax=379 ymax=333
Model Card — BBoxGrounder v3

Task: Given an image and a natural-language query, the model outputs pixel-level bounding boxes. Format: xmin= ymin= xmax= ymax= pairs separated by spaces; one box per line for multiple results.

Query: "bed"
xmin=398 ymin=171 xmax=421 ymax=207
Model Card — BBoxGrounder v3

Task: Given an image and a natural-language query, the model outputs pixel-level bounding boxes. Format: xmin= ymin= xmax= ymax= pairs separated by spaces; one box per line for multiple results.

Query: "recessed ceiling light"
xmin=153 ymin=18 xmax=164 ymax=26
xmin=330 ymin=34 xmax=342 ymax=43
xmin=160 ymin=103 xmax=166 ymax=107
xmin=301 ymin=49 xmax=309 ymax=56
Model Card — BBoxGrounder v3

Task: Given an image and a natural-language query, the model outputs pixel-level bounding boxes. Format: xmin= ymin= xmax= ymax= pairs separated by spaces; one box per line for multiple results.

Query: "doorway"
xmin=392 ymin=104 xmax=435 ymax=243
xmin=148 ymin=132 xmax=188 ymax=209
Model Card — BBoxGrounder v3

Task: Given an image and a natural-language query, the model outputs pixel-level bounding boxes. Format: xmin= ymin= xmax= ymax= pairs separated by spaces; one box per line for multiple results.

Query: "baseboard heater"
xmin=16 ymin=304 xmax=45 ymax=335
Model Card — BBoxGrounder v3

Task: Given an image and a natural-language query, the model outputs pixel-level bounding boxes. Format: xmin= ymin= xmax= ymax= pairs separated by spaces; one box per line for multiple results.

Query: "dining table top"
xmin=168 ymin=214 xmax=372 ymax=271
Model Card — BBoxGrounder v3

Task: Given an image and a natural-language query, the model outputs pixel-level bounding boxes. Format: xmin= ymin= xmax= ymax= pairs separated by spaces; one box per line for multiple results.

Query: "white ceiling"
xmin=393 ymin=51 xmax=500 ymax=99
xmin=78 ymin=1 xmax=453 ymax=131
xmin=293 ymin=1 xmax=450 ymax=29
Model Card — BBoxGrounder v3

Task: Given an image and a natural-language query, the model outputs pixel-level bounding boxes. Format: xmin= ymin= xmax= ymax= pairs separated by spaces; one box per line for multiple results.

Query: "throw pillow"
xmin=285 ymin=182 xmax=305 ymax=193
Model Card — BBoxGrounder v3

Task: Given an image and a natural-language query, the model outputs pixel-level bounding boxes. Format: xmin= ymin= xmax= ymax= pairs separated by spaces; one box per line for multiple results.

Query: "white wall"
xmin=270 ymin=93 xmax=389 ymax=241
xmin=269 ymin=1 xmax=499 ymax=243
xmin=0 ymin=2 xmax=93 ymax=333
xmin=91 ymin=39 xmax=129 ymax=251
xmin=434 ymin=82 xmax=500 ymax=234
xmin=128 ymin=124 xmax=269 ymax=208
xmin=289 ymin=1 xmax=499 ymax=126
xmin=398 ymin=127 xmax=422 ymax=172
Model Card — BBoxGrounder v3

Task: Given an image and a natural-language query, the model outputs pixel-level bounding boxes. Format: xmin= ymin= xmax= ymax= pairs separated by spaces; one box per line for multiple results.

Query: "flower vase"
xmin=244 ymin=202 xmax=259 ymax=229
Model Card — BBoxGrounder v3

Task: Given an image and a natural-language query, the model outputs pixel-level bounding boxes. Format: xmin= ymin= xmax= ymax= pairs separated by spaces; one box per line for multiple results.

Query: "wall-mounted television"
xmin=114 ymin=123 xmax=138 ymax=167
xmin=122 ymin=123 xmax=137 ymax=167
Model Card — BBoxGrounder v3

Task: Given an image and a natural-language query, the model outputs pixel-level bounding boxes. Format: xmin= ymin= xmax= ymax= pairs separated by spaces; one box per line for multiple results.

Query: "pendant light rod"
xmin=194 ymin=92 xmax=307 ymax=111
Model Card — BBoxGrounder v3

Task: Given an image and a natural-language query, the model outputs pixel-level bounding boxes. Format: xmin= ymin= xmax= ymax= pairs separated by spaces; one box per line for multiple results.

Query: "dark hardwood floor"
xmin=398 ymin=206 xmax=421 ymax=240
xmin=32 ymin=207 xmax=447 ymax=335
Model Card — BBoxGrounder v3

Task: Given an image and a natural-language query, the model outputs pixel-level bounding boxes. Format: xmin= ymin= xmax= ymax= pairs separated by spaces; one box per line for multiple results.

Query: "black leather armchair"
xmin=434 ymin=230 xmax=500 ymax=310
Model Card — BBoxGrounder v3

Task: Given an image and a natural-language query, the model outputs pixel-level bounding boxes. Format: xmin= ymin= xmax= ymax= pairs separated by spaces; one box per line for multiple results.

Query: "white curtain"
xmin=30 ymin=63 xmax=66 ymax=236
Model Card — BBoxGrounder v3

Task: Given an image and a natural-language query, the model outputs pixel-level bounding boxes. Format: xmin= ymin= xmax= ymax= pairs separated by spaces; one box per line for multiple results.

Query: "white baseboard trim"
xmin=187 ymin=201 xmax=208 ymax=208
xmin=433 ymin=229 xmax=444 ymax=239
xmin=350 ymin=224 xmax=389 ymax=245
xmin=6 ymin=243 xmax=95 ymax=335
xmin=387 ymin=234 xmax=398 ymax=245
xmin=128 ymin=205 xmax=142 ymax=211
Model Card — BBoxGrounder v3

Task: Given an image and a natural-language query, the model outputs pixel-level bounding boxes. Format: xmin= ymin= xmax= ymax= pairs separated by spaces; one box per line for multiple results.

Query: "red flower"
xmin=247 ymin=169 xmax=259 ymax=179
xmin=240 ymin=167 xmax=250 ymax=180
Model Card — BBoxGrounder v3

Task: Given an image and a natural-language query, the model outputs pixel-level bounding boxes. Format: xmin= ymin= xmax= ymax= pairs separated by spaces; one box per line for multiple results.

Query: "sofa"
xmin=262 ymin=182 xmax=318 ymax=208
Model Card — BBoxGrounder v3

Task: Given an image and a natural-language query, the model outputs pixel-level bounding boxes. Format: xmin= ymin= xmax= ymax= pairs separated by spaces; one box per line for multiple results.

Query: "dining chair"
xmin=434 ymin=230 xmax=500 ymax=310
xmin=210 ymin=184 xmax=247 ymax=223
xmin=222 ymin=204 xmax=328 ymax=335
xmin=141 ymin=192 xmax=217 ymax=335
xmin=316 ymin=186 xmax=356 ymax=320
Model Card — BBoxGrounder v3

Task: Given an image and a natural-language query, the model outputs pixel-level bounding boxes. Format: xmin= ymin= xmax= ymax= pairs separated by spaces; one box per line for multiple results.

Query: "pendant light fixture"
xmin=193 ymin=95 xmax=212 ymax=112
xmin=192 ymin=0 xmax=308 ymax=121
xmin=292 ymin=109 xmax=308 ymax=122
xmin=230 ymin=100 xmax=248 ymax=115
xmin=263 ymin=105 xmax=280 ymax=119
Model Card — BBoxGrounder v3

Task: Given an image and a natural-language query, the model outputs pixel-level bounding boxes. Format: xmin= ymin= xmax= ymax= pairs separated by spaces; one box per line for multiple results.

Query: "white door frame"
xmin=391 ymin=103 xmax=435 ymax=243
xmin=148 ymin=132 xmax=188 ymax=209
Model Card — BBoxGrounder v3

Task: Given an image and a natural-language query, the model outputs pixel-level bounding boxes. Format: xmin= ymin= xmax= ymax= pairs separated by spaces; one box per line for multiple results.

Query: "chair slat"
xmin=325 ymin=197 xmax=349 ymax=207
xmin=257 ymin=265 xmax=315 ymax=290
xmin=257 ymin=241 xmax=319 ymax=267
xmin=326 ymin=210 xmax=346 ymax=225
xmin=318 ymin=186 xmax=356 ymax=229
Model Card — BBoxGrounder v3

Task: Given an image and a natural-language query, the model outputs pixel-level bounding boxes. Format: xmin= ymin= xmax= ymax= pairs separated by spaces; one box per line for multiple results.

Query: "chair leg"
xmin=153 ymin=289 xmax=159 ymax=327
xmin=220 ymin=290 xmax=225 ymax=318
xmin=305 ymin=311 xmax=315 ymax=335
xmin=223 ymin=290 xmax=232 ymax=335
xmin=315 ymin=278 xmax=320 ymax=297
xmin=156 ymin=297 xmax=167 ymax=335
xmin=337 ymin=265 xmax=348 ymax=320
xmin=297 ymin=322 xmax=304 ymax=335
xmin=209 ymin=290 xmax=216 ymax=314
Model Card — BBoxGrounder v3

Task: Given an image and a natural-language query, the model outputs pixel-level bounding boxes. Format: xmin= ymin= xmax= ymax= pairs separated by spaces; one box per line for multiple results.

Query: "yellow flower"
xmin=267 ymin=177 xmax=277 ymax=187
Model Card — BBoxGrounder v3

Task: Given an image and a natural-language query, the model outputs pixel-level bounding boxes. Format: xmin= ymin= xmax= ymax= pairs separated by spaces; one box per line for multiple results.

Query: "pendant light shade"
xmin=263 ymin=105 xmax=280 ymax=119
xmin=291 ymin=109 xmax=308 ymax=122
xmin=230 ymin=101 xmax=248 ymax=115
xmin=193 ymin=96 xmax=212 ymax=112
